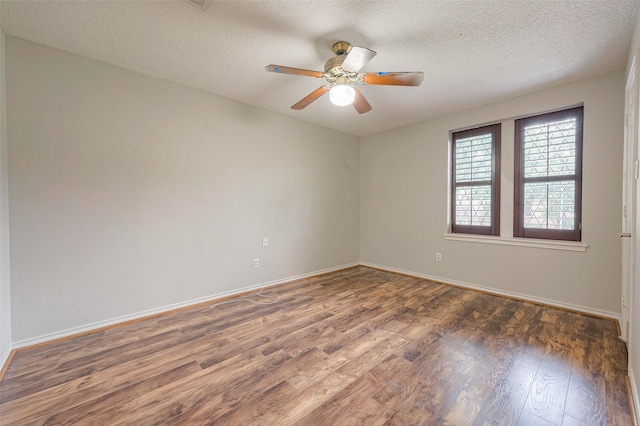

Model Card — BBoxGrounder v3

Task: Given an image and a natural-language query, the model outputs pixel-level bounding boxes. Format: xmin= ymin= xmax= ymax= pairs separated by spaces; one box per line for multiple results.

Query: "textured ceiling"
xmin=0 ymin=0 xmax=638 ymax=136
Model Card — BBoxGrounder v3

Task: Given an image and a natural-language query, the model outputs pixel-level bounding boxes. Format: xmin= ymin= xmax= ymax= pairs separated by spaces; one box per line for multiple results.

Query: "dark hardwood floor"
xmin=0 ymin=266 xmax=632 ymax=425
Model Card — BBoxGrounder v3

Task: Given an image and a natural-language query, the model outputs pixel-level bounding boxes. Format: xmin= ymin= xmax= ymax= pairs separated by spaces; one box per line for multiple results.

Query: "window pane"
xmin=455 ymin=133 xmax=492 ymax=183
xmin=452 ymin=123 xmax=499 ymax=236
xmin=523 ymin=180 xmax=575 ymax=230
xmin=523 ymin=117 xmax=576 ymax=178
xmin=456 ymin=186 xmax=491 ymax=226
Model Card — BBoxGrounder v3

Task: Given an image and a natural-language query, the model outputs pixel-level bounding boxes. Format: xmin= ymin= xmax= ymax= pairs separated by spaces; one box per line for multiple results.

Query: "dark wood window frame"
xmin=514 ymin=107 xmax=583 ymax=241
xmin=450 ymin=124 xmax=501 ymax=236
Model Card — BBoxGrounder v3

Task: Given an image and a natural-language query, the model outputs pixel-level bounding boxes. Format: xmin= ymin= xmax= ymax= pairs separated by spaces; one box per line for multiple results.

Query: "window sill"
xmin=443 ymin=233 xmax=588 ymax=252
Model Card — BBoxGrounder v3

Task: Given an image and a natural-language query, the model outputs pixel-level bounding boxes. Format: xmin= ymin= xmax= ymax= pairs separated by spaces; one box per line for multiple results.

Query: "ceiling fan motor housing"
xmin=324 ymin=55 xmax=347 ymax=75
xmin=325 ymin=41 xmax=355 ymax=77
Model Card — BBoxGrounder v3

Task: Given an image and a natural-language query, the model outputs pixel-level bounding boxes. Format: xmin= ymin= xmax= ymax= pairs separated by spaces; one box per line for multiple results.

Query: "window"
xmin=450 ymin=124 xmax=501 ymax=235
xmin=514 ymin=107 xmax=583 ymax=241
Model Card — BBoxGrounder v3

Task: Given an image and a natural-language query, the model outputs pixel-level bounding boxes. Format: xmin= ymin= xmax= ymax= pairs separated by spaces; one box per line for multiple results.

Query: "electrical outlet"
xmin=253 ymin=258 xmax=259 ymax=268
xmin=435 ymin=252 xmax=442 ymax=262
xmin=262 ymin=237 xmax=268 ymax=247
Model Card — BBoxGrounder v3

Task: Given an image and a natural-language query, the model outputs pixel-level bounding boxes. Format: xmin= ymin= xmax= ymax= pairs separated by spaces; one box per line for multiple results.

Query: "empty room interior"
xmin=3 ymin=1 xmax=640 ymax=424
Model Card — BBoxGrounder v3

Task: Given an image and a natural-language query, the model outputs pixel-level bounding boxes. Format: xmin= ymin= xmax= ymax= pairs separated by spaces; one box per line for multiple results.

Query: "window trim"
xmin=513 ymin=107 xmax=583 ymax=241
xmin=443 ymin=233 xmax=588 ymax=252
xmin=450 ymin=123 xmax=501 ymax=236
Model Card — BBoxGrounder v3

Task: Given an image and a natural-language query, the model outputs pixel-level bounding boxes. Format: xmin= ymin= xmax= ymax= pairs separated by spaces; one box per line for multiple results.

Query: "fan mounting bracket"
xmin=332 ymin=41 xmax=351 ymax=56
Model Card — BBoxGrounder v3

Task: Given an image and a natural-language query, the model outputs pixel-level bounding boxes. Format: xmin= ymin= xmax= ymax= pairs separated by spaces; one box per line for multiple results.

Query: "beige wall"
xmin=0 ymin=28 xmax=11 ymax=367
xmin=6 ymin=37 xmax=360 ymax=343
xmin=361 ymin=71 xmax=625 ymax=315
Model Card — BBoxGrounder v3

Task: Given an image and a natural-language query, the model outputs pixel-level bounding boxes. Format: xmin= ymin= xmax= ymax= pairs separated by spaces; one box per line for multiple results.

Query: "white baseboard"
xmin=10 ymin=260 xmax=620 ymax=349
xmin=359 ymin=262 xmax=620 ymax=321
xmin=0 ymin=342 xmax=12 ymax=375
xmin=629 ymin=366 xmax=639 ymax=424
xmin=12 ymin=262 xmax=359 ymax=349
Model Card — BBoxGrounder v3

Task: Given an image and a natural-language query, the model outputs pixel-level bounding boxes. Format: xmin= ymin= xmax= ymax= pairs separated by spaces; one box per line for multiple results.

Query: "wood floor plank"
xmin=517 ymin=409 xmax=558 ymax=425
xmin=561 ymin=414 xmax=592 ymax=426
xmin=246 ymin=333 xmax=412 ymax=425
xmin=522 ymin=356 xmax=571 ymax=425
xmin=564 ymin=370 xmax=607 ymax=425
xmin=295 ymin=353 xmax=411 ymax=425
xmin=38 ymin=361 xmax=201 ymax=426
xmin=0 ymin=266 xmax=631 ymax=425
xmin=472 ymin=353 xmax=540 ymax=425
xmin=259 ymin=303 xmax=372 ymax=357
xmin=371 ymin=337 xmax=476 ymax=424
xmin=0 ymin=333 xmax=221 ymax=424
xmin=605 ymin=374 xmax=633 ymax=425
xmin=213 ymin=379 xmax=299 ymax=425
xmin=174 ymin=308 xmax=390 ymax=425
xmin=111 ymin=349 xmax=293 ymax=425
xmin=0 ymin=328 xmax=185 ymax=403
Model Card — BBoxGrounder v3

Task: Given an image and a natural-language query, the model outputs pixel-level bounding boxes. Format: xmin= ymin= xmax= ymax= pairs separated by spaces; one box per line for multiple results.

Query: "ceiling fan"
xmin=265 ymin=41 xmax=424 ymax=114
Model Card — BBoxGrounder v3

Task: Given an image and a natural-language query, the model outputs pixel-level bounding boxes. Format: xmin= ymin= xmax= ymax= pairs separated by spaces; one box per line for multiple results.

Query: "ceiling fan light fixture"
xmin=266 ymin=41 xmax=424 ymax=113
xmin=329 ymin=84 xmax=355 ymax=106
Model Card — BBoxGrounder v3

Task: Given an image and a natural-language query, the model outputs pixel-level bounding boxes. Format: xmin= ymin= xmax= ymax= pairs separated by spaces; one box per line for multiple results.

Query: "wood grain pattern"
xmin=0 ymin=266 xmax=632 ymax=425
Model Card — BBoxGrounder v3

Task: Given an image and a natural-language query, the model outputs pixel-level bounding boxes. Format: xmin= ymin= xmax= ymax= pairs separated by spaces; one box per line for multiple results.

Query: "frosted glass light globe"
xmin=329 ymin=84 xmax=356 ymax=106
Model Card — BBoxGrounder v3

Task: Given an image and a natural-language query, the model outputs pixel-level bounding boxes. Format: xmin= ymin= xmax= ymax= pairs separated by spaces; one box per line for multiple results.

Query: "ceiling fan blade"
xmin=363 ymin=72 xmax=424 ymax=86
xmin=265 ymin=64 xmax=324 ymax=78
xmin=291 ymin=86 xmax=330 ymax=110
xmin=353 ymin=88 xmax=372 ymax=114
xmin=341 ymin=46 xmax=377 ymax=73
